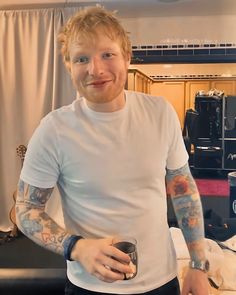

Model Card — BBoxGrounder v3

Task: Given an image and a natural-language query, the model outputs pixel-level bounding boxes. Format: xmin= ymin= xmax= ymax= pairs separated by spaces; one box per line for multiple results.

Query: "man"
xmin=16 ymin=6 xmax=209 ymax=295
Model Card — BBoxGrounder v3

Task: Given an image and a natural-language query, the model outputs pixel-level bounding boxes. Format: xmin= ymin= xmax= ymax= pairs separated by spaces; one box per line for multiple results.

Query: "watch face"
xmin=190 ymin=259 xmax=210 ymax=272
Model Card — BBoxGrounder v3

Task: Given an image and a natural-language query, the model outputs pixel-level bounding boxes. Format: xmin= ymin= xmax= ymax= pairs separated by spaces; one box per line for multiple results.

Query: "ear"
xmin=126 ymin=54 xmax=131 ymax=68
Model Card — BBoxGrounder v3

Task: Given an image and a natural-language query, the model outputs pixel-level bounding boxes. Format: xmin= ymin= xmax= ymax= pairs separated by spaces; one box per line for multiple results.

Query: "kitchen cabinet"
xmin=152 ymin=81 xmax=185 ymax=129
xmin=155 ymin=79 xmax=236 ymax=128
xmin=211 ymin=80 xmax=236 ymax=96
xmin=186 ymin=80 xmax=236 ymax=110
xmin=127 ymin=69 xmax=152 ymax=94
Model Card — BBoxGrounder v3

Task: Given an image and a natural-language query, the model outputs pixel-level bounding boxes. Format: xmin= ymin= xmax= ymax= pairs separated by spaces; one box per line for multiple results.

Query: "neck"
xmin=85 ymin=92 xmax=126 ymax=113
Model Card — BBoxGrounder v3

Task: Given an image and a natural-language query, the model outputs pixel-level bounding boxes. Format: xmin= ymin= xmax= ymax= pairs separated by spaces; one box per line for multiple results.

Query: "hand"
xmin=181 ymin=268 xmax=210 ymax=295
xmin=70 ymin=237 xmax=133 ymax=283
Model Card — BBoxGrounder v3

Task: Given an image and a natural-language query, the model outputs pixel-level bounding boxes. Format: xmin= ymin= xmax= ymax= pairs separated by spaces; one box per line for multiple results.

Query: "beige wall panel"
xmin=122 ymin=15 xmax=236 ymax=47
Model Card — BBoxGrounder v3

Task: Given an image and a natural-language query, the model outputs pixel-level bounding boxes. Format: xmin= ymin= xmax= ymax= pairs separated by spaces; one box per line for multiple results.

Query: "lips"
xmin=87 ymin=79 xmax=111 ymax=86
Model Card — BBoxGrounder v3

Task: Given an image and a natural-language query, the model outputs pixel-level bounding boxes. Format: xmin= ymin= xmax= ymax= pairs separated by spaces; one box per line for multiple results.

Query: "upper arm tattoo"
xmin=17 ymin=179 xmax=53 ymax=207
xmin=16 ymin=179 xmax=69 ymax=255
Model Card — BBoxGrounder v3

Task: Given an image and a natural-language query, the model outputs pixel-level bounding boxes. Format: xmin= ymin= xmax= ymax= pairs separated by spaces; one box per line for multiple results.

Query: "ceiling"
xmin=0 ymin=0 xmax=236 ymax=18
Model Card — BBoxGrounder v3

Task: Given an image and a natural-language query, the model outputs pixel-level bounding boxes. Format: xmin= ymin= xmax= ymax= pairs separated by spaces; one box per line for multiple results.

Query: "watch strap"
xmin=63 ymin=235 xmax=84 ymax=261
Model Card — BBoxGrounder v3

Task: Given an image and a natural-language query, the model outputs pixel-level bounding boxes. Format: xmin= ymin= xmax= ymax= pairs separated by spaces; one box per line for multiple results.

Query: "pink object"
xmin=195 ymin=179 xmax=229 ymax=197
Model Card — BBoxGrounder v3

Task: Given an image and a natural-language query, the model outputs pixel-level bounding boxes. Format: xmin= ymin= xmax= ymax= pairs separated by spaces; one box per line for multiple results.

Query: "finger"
xmin=103 ymin=255 xmax=133 ymax=275
xmin=95 ymin=265 xmax=125 ymax=282
xmin=180 ymin=285 xmax=188 ymax=295
xmin=106 ymin=245 xmax=131 ymax=264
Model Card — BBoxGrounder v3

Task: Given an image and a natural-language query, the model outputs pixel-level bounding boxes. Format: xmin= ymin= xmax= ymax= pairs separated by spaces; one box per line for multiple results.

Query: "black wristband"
xmin=63 ymin=235 xmax=84 ymax=261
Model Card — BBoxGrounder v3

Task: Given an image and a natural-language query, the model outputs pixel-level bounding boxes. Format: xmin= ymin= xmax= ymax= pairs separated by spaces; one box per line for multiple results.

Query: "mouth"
xmin=87 ymin=80 xmax=111 ymax=87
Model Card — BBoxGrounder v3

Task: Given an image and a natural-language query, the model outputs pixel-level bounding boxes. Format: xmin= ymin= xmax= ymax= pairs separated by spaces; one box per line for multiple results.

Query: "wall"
xmin=121 ymin=14 xmax=236 ymax=77
xmin=122 ymin=15 xmax=236 ymax=45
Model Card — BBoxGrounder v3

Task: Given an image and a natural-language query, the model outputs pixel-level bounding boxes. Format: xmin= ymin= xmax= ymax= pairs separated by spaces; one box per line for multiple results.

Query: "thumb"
xmin=181 ymin=282 xmax=189 ymax=295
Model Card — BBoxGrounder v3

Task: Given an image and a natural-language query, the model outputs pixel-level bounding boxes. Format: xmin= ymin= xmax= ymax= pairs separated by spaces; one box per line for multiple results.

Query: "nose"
xmin=87 ymin=57 xmax=104 ymax=76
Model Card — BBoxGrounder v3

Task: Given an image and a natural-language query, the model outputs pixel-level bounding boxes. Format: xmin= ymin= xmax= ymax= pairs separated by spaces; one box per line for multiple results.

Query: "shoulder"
xmin=27 ymin=100 xmax=78 ymax=145
xmin=41 ymin=99 xmax=78 ymax=127
xmin=125 ymin=90 xmax=174 ymax=114
xmin=125 ymin=90 xmax=163 ymax=101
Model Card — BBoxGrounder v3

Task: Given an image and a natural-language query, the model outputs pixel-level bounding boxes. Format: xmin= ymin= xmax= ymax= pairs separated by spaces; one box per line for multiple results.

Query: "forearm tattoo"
xmin=166 ymin=164 xmax=206 ymax=261
xmin=16 ymin=179 xmax=70 ymax=255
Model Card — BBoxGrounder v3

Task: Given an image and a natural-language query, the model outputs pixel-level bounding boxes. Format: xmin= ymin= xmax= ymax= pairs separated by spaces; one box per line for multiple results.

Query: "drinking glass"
xmin=112 ymin=236 xmax=138 ymax=280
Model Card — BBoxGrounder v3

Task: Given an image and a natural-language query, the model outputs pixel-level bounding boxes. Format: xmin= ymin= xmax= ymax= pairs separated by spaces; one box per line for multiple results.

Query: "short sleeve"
xmin=166 ymin=102 xmax=189 ymax=170
xmin=20 ymin=115 xmax=60 ymax=188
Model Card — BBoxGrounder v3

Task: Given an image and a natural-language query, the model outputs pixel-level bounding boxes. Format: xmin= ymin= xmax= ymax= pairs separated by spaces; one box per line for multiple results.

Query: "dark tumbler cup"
xmin=228 ymin=171 xmax=236 ymax=218
xmin=112 ymin=236 xmax=138 ymax=280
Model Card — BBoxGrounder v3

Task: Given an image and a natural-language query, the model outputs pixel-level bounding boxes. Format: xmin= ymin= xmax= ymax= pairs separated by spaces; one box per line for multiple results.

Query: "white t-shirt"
xmin=20 ymin=90 xmax=188 ymax=294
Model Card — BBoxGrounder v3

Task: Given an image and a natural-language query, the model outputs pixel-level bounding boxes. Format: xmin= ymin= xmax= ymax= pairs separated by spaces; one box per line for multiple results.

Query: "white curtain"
xmin=0 ymin=7 xmax=79 ymax=231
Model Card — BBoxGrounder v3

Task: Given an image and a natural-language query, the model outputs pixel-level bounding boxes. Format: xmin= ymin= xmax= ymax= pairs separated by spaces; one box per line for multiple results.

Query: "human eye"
xmin=102 ymin=52 xmax=114 ymax=59
xmin=73 ymin=55 xmax=89 ymax=64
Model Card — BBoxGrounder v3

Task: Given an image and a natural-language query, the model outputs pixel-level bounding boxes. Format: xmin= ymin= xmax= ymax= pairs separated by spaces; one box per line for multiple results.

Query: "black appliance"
xmin=194 ymin=95 xmax=223 ymax=141
xmin=193 ymin=95 xmax=223 ymax=169
xmin=184 ymin=94 xmax=236 ymax=171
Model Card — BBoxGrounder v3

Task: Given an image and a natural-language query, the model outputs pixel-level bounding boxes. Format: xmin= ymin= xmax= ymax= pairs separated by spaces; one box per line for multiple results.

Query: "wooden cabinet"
xmin=152 ymin=81 xmax=185 ymax=129
xmin=155 ymin=79 xmax=236 ymax=128
xmin=211 ymin=80 xmax=236 ymax=96
xmin=127 ymin=68 xmax=236 ymax=130
xmin=186 ymin=80 xmax=236 ymax=110
xmin=127 ymin=69 xmax=152 ymax=94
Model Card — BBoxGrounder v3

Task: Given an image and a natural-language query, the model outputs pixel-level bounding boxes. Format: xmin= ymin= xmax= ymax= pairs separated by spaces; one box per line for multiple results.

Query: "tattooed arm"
xmin=15 ymin=179 xmax=70 ymax=255
xmin=166 ymin=163 xmax=205 ymax=261
xmin=15 ymin=179 xmax=132 ymax=282
xmin=166 ymin=163 xmax=209 ymax=295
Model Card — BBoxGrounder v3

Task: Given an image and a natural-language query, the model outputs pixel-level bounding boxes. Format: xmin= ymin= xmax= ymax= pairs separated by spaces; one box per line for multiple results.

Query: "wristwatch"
xmin=189 ymin=259 xmax=210 ymax=273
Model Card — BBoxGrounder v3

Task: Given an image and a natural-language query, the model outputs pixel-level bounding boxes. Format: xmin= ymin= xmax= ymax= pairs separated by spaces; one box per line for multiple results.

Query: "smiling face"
xmin=67 ymin=30 xmax=130 ymax=111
